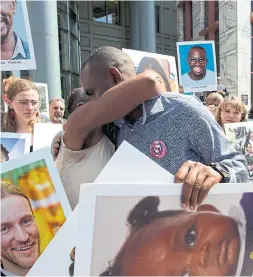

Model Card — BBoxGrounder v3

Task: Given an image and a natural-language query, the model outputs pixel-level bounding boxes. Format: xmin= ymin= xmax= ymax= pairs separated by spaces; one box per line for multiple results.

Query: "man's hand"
xmin=175 ymin=161 xmax=223 ymax=210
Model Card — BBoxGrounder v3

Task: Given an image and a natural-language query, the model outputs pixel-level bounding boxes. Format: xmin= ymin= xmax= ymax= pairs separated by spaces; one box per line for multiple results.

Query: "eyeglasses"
xmin=188 ymin=58 xmax=206 ymax=64
xmin=15 ymin=100 xmax=41 ymax=109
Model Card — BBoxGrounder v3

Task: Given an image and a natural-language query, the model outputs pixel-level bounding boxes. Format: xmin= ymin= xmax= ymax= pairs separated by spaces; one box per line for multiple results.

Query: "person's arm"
xmin=64 ymin=72 xmax=163 ymax=150
xmin=175 ymin=99 xmax=248 ymax=209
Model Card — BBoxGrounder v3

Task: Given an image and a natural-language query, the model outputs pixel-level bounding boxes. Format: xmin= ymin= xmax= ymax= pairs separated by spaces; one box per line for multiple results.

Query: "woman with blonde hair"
xmin=2 ymin=79 xmax=47 ymax=151
xmin=215 ymin=96 xmax=247 ymax=129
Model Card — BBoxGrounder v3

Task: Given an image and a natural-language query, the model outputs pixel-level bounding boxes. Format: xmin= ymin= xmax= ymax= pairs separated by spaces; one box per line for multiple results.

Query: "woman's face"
xmin=8 ymin=89 xmax=40 ymax=122
xmin=220 ymin=104 xmax=243 ymax=125
xmin=117 ymin=210 xmax=240 ymax=276
xmin=144 ymin=68 xmax=168 ymax=93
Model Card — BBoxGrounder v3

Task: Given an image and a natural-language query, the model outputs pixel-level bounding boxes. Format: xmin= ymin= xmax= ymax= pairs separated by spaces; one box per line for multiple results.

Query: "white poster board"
xmin=33 ymin=123 xmax=63 ymax=152
xmin=123 ymin=48 xmax=179 ymax=93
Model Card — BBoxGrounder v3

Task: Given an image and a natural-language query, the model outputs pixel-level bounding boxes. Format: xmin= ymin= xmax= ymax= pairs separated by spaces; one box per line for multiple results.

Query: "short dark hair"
xmin=67 ymin=88 xmax=88 ymax=115
xmin=81 ymin=46 xmax=136 ymax=79
xmin=188 ymin=45 xmax=206 ymax=57
xmin=1 ymin=144 xmax=9 ymax=161
xmin=137 ymin=56 xmax=171 ymax=92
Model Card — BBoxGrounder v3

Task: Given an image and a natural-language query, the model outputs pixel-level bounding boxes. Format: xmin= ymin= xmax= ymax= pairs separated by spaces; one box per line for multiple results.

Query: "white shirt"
xmin=55 ymin=135 xmax=115 ymax=209
xmin=10 ymin=33 xmax=27 ymax=60
xmin=181 ymin=69 xmax=216 ymax=87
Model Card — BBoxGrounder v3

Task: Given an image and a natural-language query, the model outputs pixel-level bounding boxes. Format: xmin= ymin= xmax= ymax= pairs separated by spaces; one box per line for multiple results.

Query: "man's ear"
xmin=197 ymin=204 xmax=220 ymax=213
xmin=205 ymin=58 xmax=208 ymax=65
xmin=13 ymin=1 xmax=17 ymax=14
xmin=108 ymin=67 xmax=122 ymax=85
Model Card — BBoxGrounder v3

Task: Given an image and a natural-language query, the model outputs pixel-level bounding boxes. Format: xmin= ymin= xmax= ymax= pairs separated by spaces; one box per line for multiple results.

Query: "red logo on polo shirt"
xmin=150 ymin=140 xmax=167 ymax=159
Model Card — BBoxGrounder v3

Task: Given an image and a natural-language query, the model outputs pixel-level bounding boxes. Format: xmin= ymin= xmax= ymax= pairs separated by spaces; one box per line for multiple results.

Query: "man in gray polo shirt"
xmin=62 ymin=47 xmax=249 ymax=210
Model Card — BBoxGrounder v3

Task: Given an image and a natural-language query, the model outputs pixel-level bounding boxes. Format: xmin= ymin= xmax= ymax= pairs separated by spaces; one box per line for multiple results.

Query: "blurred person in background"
xmin=206 ymin=92 xmax=224 ymax=116
xmin=215 ymin=97 xmax=247 ymax=130
xmin=2 ymin=79 xmax=47 ymax=151
xmin=49 ymin=98 xmax=66 ymax=124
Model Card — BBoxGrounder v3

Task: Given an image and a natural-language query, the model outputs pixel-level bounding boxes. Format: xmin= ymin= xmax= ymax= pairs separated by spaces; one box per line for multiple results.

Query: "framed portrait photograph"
xmin=34 ymin=83 xmax=49 ymax=115
xmin=1 ymin=0 xmax=36 ymax=71
xmin=74 ymin=183 xmax=253 ymax=276
xmin=224 ymin=122 xmax=253 ymax=179
xmin=123 ymin=48 xmax=179 ymax=93
xmin=0 ymin=132 xmax=31 ymax=162
xmin=176 ymin=41 xmax=217 ymax=93
xmin=1 ymin=147 xmax=71 ymax=276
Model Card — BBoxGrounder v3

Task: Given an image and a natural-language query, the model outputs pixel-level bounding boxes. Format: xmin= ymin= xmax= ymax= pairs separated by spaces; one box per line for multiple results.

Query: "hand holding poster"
xmin=1 ymin=0 xmax=36 ymax=71
xmin=123 ymin=48 xmax=179 ymax=93
xmin=177 ymin=41 xmax=217 ymax=93
xmin=1 ymin=148 xmax=71 ymax=276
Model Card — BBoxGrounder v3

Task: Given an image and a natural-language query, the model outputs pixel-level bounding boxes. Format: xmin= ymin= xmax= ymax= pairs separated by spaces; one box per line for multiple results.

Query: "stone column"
xmin=138 ymin=0 xmax=156 ymax=52
xmin=176 ymin=6 xmax=184 ymax=41
xmin=27 ymin=0 xmax=61 ymax=100
xmin=219 ymin=0 xmax=251 ymax=108
xmin=192 ymin=1 xmax=205 ymax=40
xmin=130 ymin=1 xmax=140 ymax=50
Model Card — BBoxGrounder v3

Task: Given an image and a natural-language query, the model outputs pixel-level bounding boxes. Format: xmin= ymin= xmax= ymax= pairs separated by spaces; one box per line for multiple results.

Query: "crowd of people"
xmin=1 ymin=47 xmax=252 ymax=209
xmin=1 ymin=46 xmax=253 ymax=276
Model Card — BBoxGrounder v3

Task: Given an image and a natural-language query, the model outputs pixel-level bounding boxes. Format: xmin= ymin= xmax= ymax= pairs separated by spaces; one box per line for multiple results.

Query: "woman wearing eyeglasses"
xmin=2 ymin=79 xmax=47 ymax=151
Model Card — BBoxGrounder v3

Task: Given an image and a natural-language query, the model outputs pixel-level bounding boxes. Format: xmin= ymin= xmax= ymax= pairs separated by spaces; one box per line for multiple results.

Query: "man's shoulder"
xmin=206 ymin=69 xmax=216 ymax=77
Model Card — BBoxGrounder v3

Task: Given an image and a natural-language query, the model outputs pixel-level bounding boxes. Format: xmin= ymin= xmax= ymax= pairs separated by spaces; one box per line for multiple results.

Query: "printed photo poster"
xmin=177 ymin=41 xmax=217 ymax=93
xmin=34 ymin=83 xmax=49 ymax=115
xmin=1 ymin=148 xmax=71 ymax=276
xmin=0 ymin=132 xmax=31 ymax=162
xmin=224 ymin=122 xmax=253 ymax=180
xmin=75 ymin=183 xmax=253 ymax=276
xmin=123 ymin=48 xmax=179 ymax=93
xmin=1 ymin=0 xmax=36 ymax=71
xmin=33 ymin=123 xmax=63 ymax=152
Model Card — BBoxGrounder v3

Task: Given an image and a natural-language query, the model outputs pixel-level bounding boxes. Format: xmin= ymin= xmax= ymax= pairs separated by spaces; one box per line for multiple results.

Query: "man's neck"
xmin=2 ymin=258 xmax=30 ymax=276
xmin=125 ymin=104 xmax=143 ymax=125
xmin=188 ymin=70 xmax=207 ymax=81
xmin=1 ymin=30 xmax=16 ymax=60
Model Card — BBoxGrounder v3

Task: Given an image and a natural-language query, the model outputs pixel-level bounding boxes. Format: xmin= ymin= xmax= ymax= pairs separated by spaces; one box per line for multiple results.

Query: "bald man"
xmin=182 ymin=46 xmax=216 ymax=87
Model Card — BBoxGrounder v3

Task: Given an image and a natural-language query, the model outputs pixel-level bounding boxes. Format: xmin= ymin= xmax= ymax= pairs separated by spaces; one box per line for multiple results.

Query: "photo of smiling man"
xmin=1 ymin=181 xmax=40 ymax=276
xmin=177 ymin=41 xmax=217 ymax=93
xmin=1 ymin=0 xmax=36 ymax=71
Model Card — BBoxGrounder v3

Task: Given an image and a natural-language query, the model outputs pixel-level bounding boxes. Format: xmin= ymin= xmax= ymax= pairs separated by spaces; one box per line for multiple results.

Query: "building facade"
xmin=177 ymin=0 xmax=252 ymax=107
xmin=1 ymin=0 xmax=178 ymax=101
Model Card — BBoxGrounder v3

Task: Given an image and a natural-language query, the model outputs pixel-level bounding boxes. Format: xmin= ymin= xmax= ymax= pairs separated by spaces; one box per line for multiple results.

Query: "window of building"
xmin=57 ymin=1 xmax=80 ymax=100
xmin=93 ymin=1 xmax=119 ymax=25
xmin=155 ymin=6 xmax=160 ymax=33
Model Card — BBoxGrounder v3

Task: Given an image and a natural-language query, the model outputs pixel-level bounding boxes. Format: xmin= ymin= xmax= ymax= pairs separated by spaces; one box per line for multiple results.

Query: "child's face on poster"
xmin=118 ymin=208 xmax=240 ymax=276
xmin=1 ymin=195 xmax=40 ymax=270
